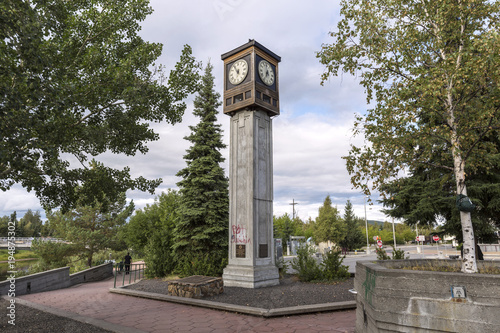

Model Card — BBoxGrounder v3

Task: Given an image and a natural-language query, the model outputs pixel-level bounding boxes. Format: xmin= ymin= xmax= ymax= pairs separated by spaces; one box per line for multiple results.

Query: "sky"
xmin=0 ymin=0 xmax=390 ymax=223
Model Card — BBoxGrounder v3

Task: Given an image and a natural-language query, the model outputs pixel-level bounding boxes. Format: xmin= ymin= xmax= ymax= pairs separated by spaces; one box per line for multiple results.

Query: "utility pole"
xmin=289 ymin=199 xmax=298 ymax=220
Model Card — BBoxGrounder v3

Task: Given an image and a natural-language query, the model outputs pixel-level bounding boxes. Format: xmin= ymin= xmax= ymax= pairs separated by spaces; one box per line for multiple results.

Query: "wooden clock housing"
xmin=221 ymin=40 xmax=280 ymax=116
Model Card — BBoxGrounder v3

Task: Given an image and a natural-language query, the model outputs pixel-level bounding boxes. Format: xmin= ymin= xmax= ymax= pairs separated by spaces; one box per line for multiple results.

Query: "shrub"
xmin=321 ymin=248 xmax=350 ymax=280
xmin=291 ymin=244 xmax=322 ymax=282
xmin=376 ymin=247 xmax=391 ymax=260
xmin=144 ymin=233 xmax=176 ymax=278
xmin=174 ymin=251 xmax=228 ymax=277
xmin=31 ymin=240 xmax=80 ymax=267
xmin=276 ymin=257 xmax=289 ymax=279
xmin=391 ymin=247 xmax=408 ymax=260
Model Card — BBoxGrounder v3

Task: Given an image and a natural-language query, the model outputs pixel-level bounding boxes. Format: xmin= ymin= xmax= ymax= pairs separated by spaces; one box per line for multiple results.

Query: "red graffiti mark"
xmin=231 ymin=224 xmax=251 ymax=244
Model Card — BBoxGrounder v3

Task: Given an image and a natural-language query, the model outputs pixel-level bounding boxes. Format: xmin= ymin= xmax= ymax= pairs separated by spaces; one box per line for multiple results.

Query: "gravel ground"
xmin=126 ymin=275 xmax=355 ymax=309
xmin=0 ymin=298 xmax=113 ymax=333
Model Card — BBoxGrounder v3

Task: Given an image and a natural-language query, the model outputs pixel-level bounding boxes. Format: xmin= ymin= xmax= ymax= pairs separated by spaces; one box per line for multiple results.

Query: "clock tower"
xmin=222 ymin=40 xmax=280 ymax=288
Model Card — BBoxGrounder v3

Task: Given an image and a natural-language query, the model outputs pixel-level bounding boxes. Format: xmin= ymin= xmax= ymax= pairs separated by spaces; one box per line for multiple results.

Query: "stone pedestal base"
xmin=223 ymin=264 xmax=279 ymax=288
xmin=168 ymin=276 xmax=223 ymax=299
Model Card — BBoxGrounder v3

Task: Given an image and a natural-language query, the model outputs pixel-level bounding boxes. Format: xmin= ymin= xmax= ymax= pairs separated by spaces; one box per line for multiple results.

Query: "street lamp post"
xmin=365 ymin=196 xmax=370 ymax=254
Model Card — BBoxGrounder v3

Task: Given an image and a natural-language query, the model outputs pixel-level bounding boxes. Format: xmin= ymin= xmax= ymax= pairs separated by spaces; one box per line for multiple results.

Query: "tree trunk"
xmin=452 ymin=145 xmax=478 ymax=273
xmin=459 ymin=210 xmax=477 ymax=273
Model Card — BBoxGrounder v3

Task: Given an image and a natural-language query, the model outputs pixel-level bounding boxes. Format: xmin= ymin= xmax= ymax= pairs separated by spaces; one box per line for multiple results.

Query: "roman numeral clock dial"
xmin=258 ymin=59 xmax=274 ymax=86
xmin=228 ymin=59 xmax=248 ymax=85
xmin=222 ymin=40 xmax=280 ymax=116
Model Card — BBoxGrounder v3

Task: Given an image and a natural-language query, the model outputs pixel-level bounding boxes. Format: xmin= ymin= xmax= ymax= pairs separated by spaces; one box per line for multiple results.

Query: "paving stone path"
xmin=19 ymin=271 xmax=355 ymax=332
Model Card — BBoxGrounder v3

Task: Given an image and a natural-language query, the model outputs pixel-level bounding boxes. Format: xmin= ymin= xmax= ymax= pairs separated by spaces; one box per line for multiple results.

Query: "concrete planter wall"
xmin=69 ymin=262 xmax=113 ymax=285
xmin=355 ymin=259 xmax=500 ymax=333
xmin=0 ymin=262 xmax=113 ymax=296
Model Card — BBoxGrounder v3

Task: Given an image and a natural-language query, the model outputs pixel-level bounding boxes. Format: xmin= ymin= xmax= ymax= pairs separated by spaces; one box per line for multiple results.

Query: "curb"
xmin=109 ymin=287 xmax=357 ymax=318
xmin=3 ymin=295 xmax=146 ymax=333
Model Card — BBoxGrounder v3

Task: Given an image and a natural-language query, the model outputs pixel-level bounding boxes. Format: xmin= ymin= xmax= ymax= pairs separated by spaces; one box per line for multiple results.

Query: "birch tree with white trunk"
xmin=318 ymin=0 xmax=500 ymax=273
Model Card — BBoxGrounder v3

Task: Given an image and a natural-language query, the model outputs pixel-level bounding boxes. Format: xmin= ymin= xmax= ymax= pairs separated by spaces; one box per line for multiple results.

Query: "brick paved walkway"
xmin=19 ymin=273 xmax=356 ymax=333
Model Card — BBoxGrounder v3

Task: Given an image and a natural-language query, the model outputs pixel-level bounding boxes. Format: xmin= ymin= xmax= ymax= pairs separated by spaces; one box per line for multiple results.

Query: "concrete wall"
xmin=355 ymin=259 xmax=500 ymax=333
xmin=69 ymin=262 xmax=113 ymax=285
xmin=0 ymin=262 xmax=113 ymax=297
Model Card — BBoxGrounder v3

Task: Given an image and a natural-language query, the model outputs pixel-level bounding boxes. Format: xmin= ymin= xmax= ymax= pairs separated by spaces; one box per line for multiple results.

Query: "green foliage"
xmin=376 ymin=247 xmax=390 ymax=261
xmin=48 ymin=193 xmax=133 ymax=267
xmin=375 ymin=245 xmax=408 ymax=260
xmin=292 ymin=244 xmax=350 ymax=282
xmin=319 ymin=0 xmax=500 ymax=272
xmin=321 ymin=248 xmax=350 ymax=280
xmin=31 ymin=240 xmax=80 ymax=268
xmin=319 ymin=0 xmax=500 ymax=197
xmin=174 ymin=251 xmax=228 ymax=277
xmin=0 ymin=216 xmax=8 ymax=237
xmin=339 ymin=200 xmax=364 ymax=251
xmin=0 ymin=0 xmax=200 ymax=210
xmin=380 ymin=164 xmax=500 ymax=242
xmin=275 ymin=257 xmax=290 ymax=279
xmin=0 ymin=210 xmax=45 ymax=237
xmin=313 ymin=196 xmax=346 ymax=245
xmin=273 ymin=213 xmax=305 ymax=249
xmin=291 ymin=244 xmax=323 ymax=282
xmin=0 ymin=249 xmax=38 ymax=261
xmin=126 ymin=191 xmax=179 ymax=278
xmin=173 ymin=63 xmax=229 ymax=270
xmin=18 ymin=210 xmax=43 ymax=237
xmin=391 ymin=247 xmax=408 ymax=260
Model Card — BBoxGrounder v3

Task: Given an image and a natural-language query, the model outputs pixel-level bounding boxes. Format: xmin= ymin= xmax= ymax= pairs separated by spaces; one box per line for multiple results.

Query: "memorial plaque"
xmin=259 ymin=244 xmax=268 ymax=258
xmin=236 ymin=245 xmax=246 ymax=258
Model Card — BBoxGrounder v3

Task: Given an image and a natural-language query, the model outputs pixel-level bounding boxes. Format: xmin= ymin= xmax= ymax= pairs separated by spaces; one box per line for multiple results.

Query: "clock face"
xmin=258 ymin=60 xmax=275 ymax=86
xmin=228 ymin=59 xmax=248 ymax=85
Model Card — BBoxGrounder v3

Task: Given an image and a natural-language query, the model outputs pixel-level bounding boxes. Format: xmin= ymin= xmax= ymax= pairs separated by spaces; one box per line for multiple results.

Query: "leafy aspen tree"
xmin=173 ymin=63 xmax=229 ymax=276
xmin=318 ymin=0 xmax=500 ymax=273
xmin=1 ymin=0 xmax=199 ymax=210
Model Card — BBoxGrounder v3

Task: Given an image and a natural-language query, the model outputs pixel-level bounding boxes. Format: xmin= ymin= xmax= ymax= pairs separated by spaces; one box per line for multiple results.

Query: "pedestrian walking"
xmin=124 ymin=253 xmax=132 ymax=275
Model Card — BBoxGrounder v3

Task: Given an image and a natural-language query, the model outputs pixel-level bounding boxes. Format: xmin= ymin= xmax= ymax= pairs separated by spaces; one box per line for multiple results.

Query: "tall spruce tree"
xmin=339 ymin=200 xmax=364 ymax=251
xmin=173 ymin=63 xmax=229 ymax=276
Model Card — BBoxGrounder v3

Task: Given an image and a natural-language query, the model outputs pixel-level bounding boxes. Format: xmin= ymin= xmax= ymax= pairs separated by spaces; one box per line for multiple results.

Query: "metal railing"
xmin=113 ymin=262 xmax=145 ymax=288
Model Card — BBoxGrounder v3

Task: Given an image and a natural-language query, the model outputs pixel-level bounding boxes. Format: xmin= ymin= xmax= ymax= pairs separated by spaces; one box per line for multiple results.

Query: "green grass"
xmin=0 ymin=249 xmax=39 ymax=261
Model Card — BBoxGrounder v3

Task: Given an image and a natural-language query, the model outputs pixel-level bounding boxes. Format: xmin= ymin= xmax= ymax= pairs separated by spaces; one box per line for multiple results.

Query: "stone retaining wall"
xmin=0 ymin=262 xmax=113 ymax=296
xmin=355 ymin=259 xmax=500 ymax=332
